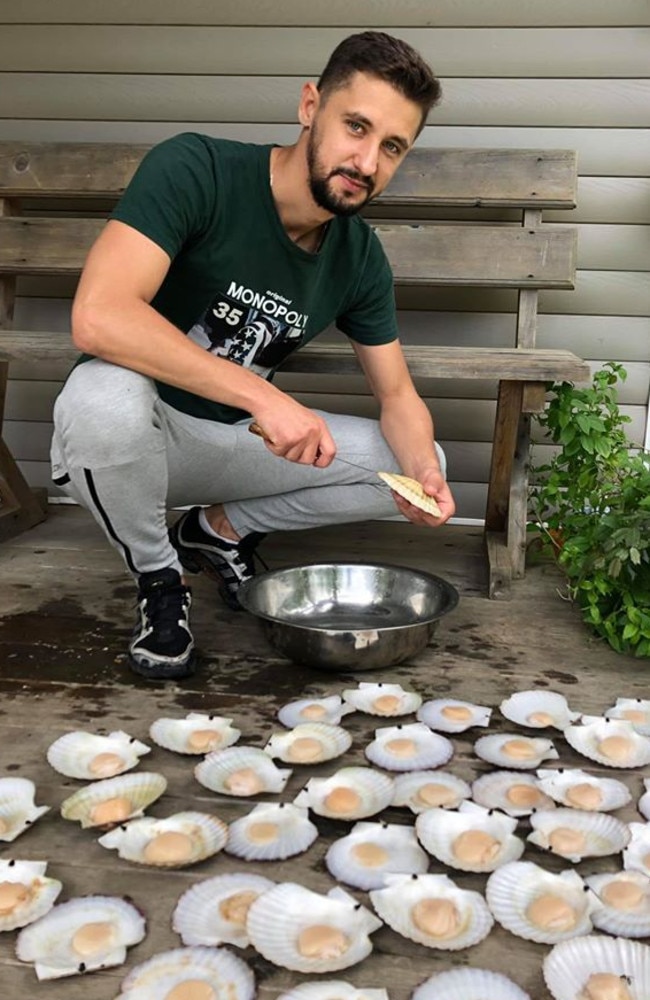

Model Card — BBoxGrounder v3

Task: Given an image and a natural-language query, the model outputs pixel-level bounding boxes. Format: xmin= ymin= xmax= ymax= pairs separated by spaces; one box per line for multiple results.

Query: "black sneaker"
xmin=170 ymin=506 xmax=266 ymax=611
xmin=129 ymin=568 xmax=195 ymax=680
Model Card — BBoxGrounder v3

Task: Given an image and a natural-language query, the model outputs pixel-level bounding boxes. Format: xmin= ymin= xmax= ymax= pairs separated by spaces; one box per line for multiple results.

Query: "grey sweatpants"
xmin=51 ymin=359 xmax=446 ymax=578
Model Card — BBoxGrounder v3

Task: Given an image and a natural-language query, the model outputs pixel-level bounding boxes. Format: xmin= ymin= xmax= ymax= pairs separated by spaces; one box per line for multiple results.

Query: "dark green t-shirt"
xmin=109 ymin=132 xmax=399 ymax=423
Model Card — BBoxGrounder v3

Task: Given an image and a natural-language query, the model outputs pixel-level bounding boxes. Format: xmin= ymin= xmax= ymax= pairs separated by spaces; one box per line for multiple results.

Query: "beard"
xmin=306 ymin=124 xmax=375 ymax=217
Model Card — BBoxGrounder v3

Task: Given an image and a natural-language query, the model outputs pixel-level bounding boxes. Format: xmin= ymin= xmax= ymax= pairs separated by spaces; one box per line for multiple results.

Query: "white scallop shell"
xmin=172 ymin=872 xmax=275 ymax=947
xmin=415 ymin=800 xmax=524 ymax=873
xmin=499 ymin=690 xmax=580 ymax=730
xmin=527 ymin=808 xmax=631 ymax=862
xmin=392 ymin=770 xmax=471 ymax=813
xmin=369 ymin=872 xmax=493 ymax=951
xmin=278 ymin=695 xmax=354 ymax=728
xmin=278 ymin=983 xmax=389 ymax=1000
xmin=46 ymin=730 xmax=150 ymax=779
xmin=116 ymin=945 xmax=254 ymax=1000
xmin=264 ymin=723 xmax=352 ymax=764
xmin=194 ymin=746 xmax=292 ymax=797
xmin=485 ymin=860 xmax=597 ymax=944
xmin=60 ymin=772 xmax=167 ymax=828
xmin=225 ymin=802 xmax=318 ymax=861
xmin=0 ymin=860 xmax=62 ymax=932
xmin=325 ymin=821 xmax=429 ymax=890
xmin=639 ymin=778 xmax=650 ymax=820
xmin=471 ymin=770 xmax=556 ymax=817
xmin=364 ymin=722 xmax=453 ymax=771
xmin=0 ymin=777 xmax=50 ymax=842
xmin=536 ymin=767 xmax=633 ymax=812
xmin=411 ymin=967 xmax=531 ymax=1000
xmin=98 ymin=811 xmax=228 ymax=867
xmin=623 ymin=822 xmax=650 ymax=876
xmin=543 ymin=934 xmax=650 ymax=1000
xmin=416 ymin=698 xmax=492 ymax=733
xmin=586 ymin=870 xmax=650 ymax=938
xmin=246 ymin=882 xmax=382 ymax=973
xmin=149 ymin=713 xmax=241 ymax=754
xmin=474 ymin=732 xmax=559 ymax=769
xmin=293 ymin=766 xmax=395 ymax=820
xmin=604 ymin=698 xmax=650 ymax=736
xmin=565 ymin=718 xmax=650 ymax=768
xmin=341 ymin=682 xmax=422 ymax=717
xmin=15 ymin=895 xmax=146 ymax=980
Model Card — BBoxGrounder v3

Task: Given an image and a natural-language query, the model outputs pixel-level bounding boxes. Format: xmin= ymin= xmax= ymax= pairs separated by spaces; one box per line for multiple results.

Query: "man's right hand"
xmin=250 ymin=399 xmax=336 ymax=467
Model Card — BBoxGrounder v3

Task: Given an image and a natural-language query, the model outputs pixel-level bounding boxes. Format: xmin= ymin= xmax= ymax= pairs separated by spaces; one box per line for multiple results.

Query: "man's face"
xmin=304 ymin=72 xmax=422 ymax=217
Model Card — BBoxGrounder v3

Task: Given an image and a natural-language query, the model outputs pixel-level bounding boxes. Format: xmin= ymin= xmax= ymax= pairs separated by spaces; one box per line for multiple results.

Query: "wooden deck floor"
xmin=1 ymin=506 xmax=648 ymax=999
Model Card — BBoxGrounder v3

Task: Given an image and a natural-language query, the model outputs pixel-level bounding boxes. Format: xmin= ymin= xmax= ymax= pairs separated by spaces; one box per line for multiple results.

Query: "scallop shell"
xmin=60 ymin=772 xmax=167 ymax=829
xmin=369 ymin=872 xmax=493 ymax=951
xmin=246 ymin=882 xmax=382 ymax=973
xmin=415 ymin=800 xmax=524 ymax=873
xmin=194 ymin=746 xmax=292 ymax=797
xmin=325 ymin=821 xmax=429 ymax=890
xmin=527 ymin=808 xmax=631 ymax=862
xmin=264 ymin=723 xmax=352 ymax=764
xmin=416 ymin=698 xmax=492 ymax=733
xmin=471 ymin=771 xmax=556 ymax=817
xmin=499 ymin=690 xmax=579 ymax=730
xmin=639 ymin=779 xmax=650 ymax=820
xmin=377 ymin=472 xmax=442 ymax=516
xmin=172 ymin=872 xmax=275 ymax=947
xmin=392 ymin=770 xmax=471 ymax=813
xmin=623 ymin=822 xmax=650 ymax=877
xmin=278 ymin=983 xmax=389 ymax=1000
xmin=474 ymin=732 xmax=559 ymax=769
xmin=586 ymin=870 xmax=650 ymax=938
xmin=536 ymin=768 xmax=633 ymax=812
xmin=604 ymin=698 xmax=650 ymax=736
xmin=364 ymin=722 xmax=453 ymax=771
xmin=293 ymin=766 xmax=395 ymax=820
xmin=15 ymin=895 xmax=146 ymax=980
xmin=341 ymin=682 xmax=422 ymax=717
xmin=116 ymin=945 xmax=254 ymax=1000
xmin=543 ymin=934 xmax=650 ymax=1000
xmin=411 ymin=968 xmax=531 ymax=1000
xmin=225 ymin=802 xmax=318 ymax=861
xmin=0 ymin=860 xmax=62 ymax=932
xmin=149 ymin=713 xmax=241 ymax=754
xmin=565 ymin=718 xmax=650 ymax=768
xmin=0 ymin=777 xmax=50 ymax=842
xmin=46 ymin=730 xmax=150 ymax=779
xmin=485 ymin=860 xmax=597 ymax=944
xmin=98 ymin=811 xmax=228 ymax=867
xmin=278 ymin=696 xmax=354 ymax=728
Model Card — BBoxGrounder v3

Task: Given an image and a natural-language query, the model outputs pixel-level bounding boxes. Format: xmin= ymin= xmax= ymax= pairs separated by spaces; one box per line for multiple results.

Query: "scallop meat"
xmin=392 ymin=770 xmax=471 ymax=813
xmin=622 ymin=822 xmax=650 ymax=877
xmin=172 ymin=872 xmax=275 ymax=947
xmin=536 ymin=767 xmax=632 ymax=812
xmin=265 ymin=723 xmax=352 ymax=764
xmin=98 ymin=811 xmax=228 ymax=867
xmin=325 ymin=821 xmax=429 ymax=890
xmin=474 ymin=732 xmax=559 ymax=769
xmin=586 ymin=870 xmax=650 ymax=938
xmin=0 ymin=860 xmax=62 ymax=932
xmin=194 ymin=746 xmax=292 ymax=797
xmin=277 ymin=983 xmax=389 ymax=1000
xmin=364 ymin=722 xmax=453 ymax=771
xmin=225 ymin=802 xmax=318 ymax=861
xmin=293 ymin=766 xmax=395 ymax=820
xmin=416 ymin=698 xmax=491 ymax=733
xmin=149 ymin=713 xmax=241 ymax=754
xmin=471 ymin=770 xmax=555 ymax=817
xmin=0 ymin=777 xmax=50 ymax=842
xmin=565 ymin=718 xmax=650 ymax=768
xmin=416 ymin=800 xmax=524 ymax=873
xmin=411 ymin=967 xmax=531 ymax=1000
xmin=604 ymin=698 xmax=650 ymax=736
xmin=47 ymin=730 xmax=150 ymax=779
xmin=543 ymin=934 xmax=650 ymax=1000
xmin=499 ymin=690 xmax=579 ymax=730
xmin=342 ymin=682 xmax=422 ymax=717
xmin=116 ymin=945 xmax=255 ymax=1000
xmin=60 ymin=771 xmax=167 ymax=828
xmin=527 ymin=808 xmax=631 ymax=862
xmin=278 ymin=695 xmax=354 ymax=728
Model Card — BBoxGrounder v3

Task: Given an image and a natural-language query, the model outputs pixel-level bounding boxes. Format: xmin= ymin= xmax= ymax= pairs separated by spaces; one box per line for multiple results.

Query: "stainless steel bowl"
xmin=237 ymin=562 xmax=459 ymax=672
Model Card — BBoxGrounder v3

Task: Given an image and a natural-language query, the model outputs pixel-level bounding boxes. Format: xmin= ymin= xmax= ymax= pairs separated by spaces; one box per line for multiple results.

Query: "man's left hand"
xmin=390 ymin=466 xmax=456 ymax=527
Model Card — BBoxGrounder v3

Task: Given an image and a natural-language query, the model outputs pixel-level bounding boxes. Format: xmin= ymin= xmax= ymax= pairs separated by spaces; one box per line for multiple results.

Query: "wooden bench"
xmin=0 ymin=141 xmax=589 ymax=598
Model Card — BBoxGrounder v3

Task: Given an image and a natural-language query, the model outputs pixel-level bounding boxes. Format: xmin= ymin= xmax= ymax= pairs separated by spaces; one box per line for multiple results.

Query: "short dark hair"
xmin=317 ymin=31 xmax=441 ymax=136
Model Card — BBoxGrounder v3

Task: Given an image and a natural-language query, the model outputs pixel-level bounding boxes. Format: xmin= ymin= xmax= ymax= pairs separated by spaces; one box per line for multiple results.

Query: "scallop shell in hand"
xmin=536 ymin=768 xmax=632 ymax=812
xmin=565 ymin=718 xmax=650 ymax=768
xmin=416 ymin=800 xmax=524 ymax=873
xmin=0 ymin=777 xmax=50 ymax=842
xmin=293 ymin=766 xmax=394 ymax=820
xmin=543 ymin=934 xmax=650 ymax=1000
xmin=172 ymin=872 xmax=274 ymax=947
xmin=365 ymin=722 xmax=453 ymax=771
xmin=225 ymin=802 xmax=318 ymax=861
xmin=0 ymin=860 xmax=62 ymax=932
xmin=471 ymin=770 xmax=555 ymax=817
xmin=47 ymin=730 xmax=150 ymax=779
xmin=278 ymin=695 xmax=353 ymax=728
xmin=265 ymin=723 xmax=351 ymax=764
xmin=194 ymin=746 xmax=292 ymax=797
xmin=586 ymin=870 xmax=650 ymax=938
xmin=412 ymin=967 xmax=531 ymax=1000
xmin=417 ymin=698 xmax=491 ymax=733
xmin=98 ymin=811 xmax=228 ymax=867
xmin=149 ymin=713 xmax=240 ymax=754
xmin=60 ymin=772 xmax=167 ymax=828
xmin=527 ymin=808 xmax=630 ymax=862
xmin=325 ymin=821 xmax=429 ymax=890
xmin=392 ymin=770 xmax=471 ymax=813
xmin=474 ymin=732 xmax=558 ymax=769
xmin=377 ymin=472 xmax=442 ymax=516
xmin=116 ymin=945 xmax=255 ymax=1000
xmin=623 ymin=822 xmax=650 ymax=876
xmin=499 ymin=690 xmax=579 ymax=730
xmin=342 ymin=682 xmax=422 ymax=717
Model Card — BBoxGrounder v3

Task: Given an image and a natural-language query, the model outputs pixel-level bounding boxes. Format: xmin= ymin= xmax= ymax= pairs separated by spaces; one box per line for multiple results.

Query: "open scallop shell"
xmin=623 ymin=822 xmax=650 ymax=877
xmin=499 ymin=690 xmax=579 ymax=730
xmin=474 ymin=732 xmax=559 ymax=769
xmin=117 ymin=945 xmax=255 ymax=1000
xmin=415 ymin=800 xmax=524 ymax=873
xmin=16 ymin=895 xmax=146 ymax=980
xmin=278 ymin=984 xmax=389 ymax=1000
xmin=364 ymin=722 xmax=453 ymax=771
xmin=0 ymin=860 xmax=62 ymax=932
xmin=543 ymin=934 xmax=650 ymax=1000
xmin=194 ymin=746 xmax=292 ymax=797
xmin=0 ymin=777 xmax=50 ymax=842
xmin=278 ymin=696 xmax=354 ymax=728
xmin=412 ymin=967 xmax=531 ymax=1000
xmin=149 ymin=713 xmax=241 ymax=754
xmin=47 ymin=730 xmax=150 ymax=779
xmin=172 ymin=872 xmax=275 ymax=947
xmin=98 ymin=811 xmax=228 ymax=867
xmin=416 ymin=698 xmax=492 ymax=733
xmin=377 ymin=472 xmax=442 ymax=516
xmin=392 ymin=770 xmax=471 ymax=813
xmin=639 ymin=779 xmax=650 ymax=820
xmin=604 ymin=698 xmax=650 ymax=736
xmin=485 ymin=860 xmax=597 ymax=944
xmin=565 ymin=718 xmax=650 ymax=768
xmin=586 ymin=870 xmax=650 ymax=938
xmin=264 ymin=723 xmax=352 ymax=764
xmin=293 ymin=766 xmax=395 ymax=820
xmin=246 ymin=882 xmax=382 ymax=973
xmin=341 ymin=682 xmax=422 ymax=717
xmin=536 ymin=768 xmax=633 ymax=812
xmin=471 ymin=771 xmax=555 ymax=817
xmin=60 ymin=771 xmax=167 ymax=829
xmin=225 ymin=802 xmax=318 ymax=861
xmin=369 ymin=872 xmax=493 ymax=951
xmin=527 ymin=808 xmax=631 ymax=862
xmin=325 ymin=821 xmax=429 ymax=890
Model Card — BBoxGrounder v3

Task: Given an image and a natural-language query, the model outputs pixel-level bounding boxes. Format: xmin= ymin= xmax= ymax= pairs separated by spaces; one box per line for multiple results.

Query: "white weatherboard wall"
xmin=2 ymin=1 xmax=649 ymax=519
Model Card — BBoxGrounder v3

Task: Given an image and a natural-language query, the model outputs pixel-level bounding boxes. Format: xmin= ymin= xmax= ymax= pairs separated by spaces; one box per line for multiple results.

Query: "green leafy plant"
xmin=529 ymin=362 xmax=650 ymax=657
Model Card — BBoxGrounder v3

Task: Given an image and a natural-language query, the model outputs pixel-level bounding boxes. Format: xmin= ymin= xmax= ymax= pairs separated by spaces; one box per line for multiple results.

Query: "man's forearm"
xmin=379 ymin=392 xmax=443 ymax=480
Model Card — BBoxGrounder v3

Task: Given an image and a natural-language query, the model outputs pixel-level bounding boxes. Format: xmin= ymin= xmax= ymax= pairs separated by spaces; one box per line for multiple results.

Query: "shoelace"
xmin=142 ymin=582 xmax=189 ymax=630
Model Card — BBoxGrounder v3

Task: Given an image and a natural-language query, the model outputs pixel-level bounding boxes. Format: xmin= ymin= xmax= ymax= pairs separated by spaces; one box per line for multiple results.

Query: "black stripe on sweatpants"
xmin=84 ymin=467 xmax=138 ymax=575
